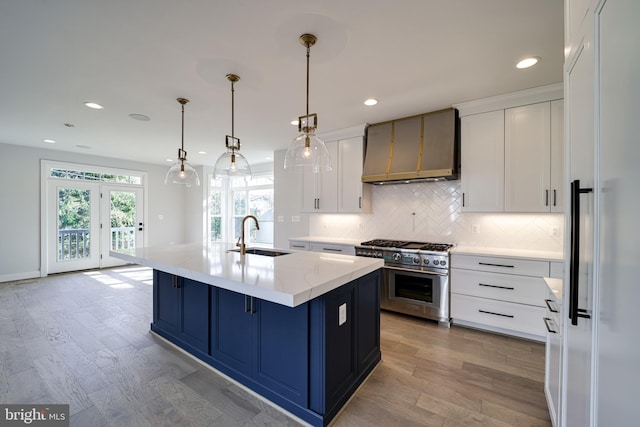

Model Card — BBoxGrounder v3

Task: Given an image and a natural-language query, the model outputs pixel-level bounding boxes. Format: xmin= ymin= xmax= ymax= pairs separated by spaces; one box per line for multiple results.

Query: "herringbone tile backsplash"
xmin=308 ymin=181 xmax=564 ymax=252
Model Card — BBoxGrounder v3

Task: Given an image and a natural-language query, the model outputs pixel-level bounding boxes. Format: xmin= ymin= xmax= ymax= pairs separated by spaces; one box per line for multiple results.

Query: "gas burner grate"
xmin=360 ymin=239 xmax=410 ymax=248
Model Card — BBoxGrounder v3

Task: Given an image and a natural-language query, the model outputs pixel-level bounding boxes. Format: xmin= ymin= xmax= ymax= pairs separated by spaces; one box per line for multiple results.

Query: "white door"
xmin=564 ymin=24 xmax=595 ymax=427
xmin=47 ymin=180 xmax=101 ymax=273
xmin=100 ymin=186 xmax=144 ymax=268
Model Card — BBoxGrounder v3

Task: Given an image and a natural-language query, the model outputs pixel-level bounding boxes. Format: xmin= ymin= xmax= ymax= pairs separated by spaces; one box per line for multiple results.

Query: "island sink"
xmin=228 ymin=248 xmax=291 ymax=257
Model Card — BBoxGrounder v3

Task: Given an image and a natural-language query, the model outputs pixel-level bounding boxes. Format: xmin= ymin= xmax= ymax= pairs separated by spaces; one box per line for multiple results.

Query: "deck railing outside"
xmin=58 ymin=226 xmax=135 ymax=260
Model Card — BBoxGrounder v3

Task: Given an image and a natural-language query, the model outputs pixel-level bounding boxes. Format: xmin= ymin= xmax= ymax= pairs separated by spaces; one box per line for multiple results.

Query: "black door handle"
xmin=569 ymin=179 xmax=593 ymax=326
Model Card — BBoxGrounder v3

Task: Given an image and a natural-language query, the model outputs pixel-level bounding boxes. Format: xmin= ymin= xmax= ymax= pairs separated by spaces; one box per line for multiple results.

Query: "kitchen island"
xmin=111 ymin=243 xmax=383 ymax=427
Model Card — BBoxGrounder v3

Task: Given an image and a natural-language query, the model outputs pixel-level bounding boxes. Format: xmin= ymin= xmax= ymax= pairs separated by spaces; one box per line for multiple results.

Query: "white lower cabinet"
xmin=544 ymin=289 xmax=562 ymax=427
xmin=451 ymin=253 xmax=550 ymax=340
xmin=289 ymin=239 xmax=355 ymax=255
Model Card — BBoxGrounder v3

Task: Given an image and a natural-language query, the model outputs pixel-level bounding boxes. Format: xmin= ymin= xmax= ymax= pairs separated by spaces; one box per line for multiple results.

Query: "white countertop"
xmin=544 ymin=277 xmax=563 ymax=301
xmin=452 ymin=245 xmax=564 ymax=262
xmin=289 ymin=236 xmax=362 ymax=246
xmin=111 ymin=243 xmax=383 ymax=307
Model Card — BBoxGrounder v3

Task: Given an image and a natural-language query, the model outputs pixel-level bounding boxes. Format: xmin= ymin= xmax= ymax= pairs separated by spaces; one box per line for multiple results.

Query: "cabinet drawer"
xmin=309 ymin=242 xmax=355 ymax=255
xmin=451 ymin=269 xmax=547 ymax=306
xmin=289 ymin=241 xmax=310 ymax=251
xmin=549 ymin=261 xmax=564 ymax=279
xmin=451 ymin=254 xmax=549 ymax=276
xmin=451 ymin=294 xmax=546 ymax=336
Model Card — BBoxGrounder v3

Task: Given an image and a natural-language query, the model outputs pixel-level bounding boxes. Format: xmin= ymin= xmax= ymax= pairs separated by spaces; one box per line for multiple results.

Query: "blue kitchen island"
xmin=112 ymin=243 xmax=383 ymax=426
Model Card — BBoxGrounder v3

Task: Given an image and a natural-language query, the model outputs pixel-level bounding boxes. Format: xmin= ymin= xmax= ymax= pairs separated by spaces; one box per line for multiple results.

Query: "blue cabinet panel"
xmin=153 ymin=270 xmax=180 ymax=335
xmin=357 ymin=272 xmax=381 ymax=369
xmin=210 ymin=288 xmax=252 ymax=377
xmin=181 ymin=278 xmax=210 ymax=353
xmin=254 ymin=299 xmax=309 ymax=406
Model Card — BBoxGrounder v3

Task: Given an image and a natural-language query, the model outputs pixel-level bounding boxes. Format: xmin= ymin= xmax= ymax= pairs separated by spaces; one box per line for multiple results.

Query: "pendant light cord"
xmin=306 ymin=43 xmax=310 ymax=120
xmin=231 ymin=80 xmax=235 ymax=138
xmin=181 ymin=102 xmax=185 ymax=152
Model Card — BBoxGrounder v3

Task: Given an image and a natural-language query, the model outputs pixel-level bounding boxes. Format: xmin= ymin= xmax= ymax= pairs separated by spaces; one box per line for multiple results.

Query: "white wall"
xmin=0 ymin=142 xmax=186 ymax=281
xmin=307 ymin=180 xmax=564 ymax=253
xmin=273 ymin=149 xmax=309 ymax=248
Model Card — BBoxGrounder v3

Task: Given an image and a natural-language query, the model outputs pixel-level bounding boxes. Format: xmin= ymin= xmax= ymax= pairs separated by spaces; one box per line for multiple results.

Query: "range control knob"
xmin=423 ymin=259 xmax=430 ymax=265
xmin=413 ymin=256 xmax=421 ymax=264
xmin=433 ymin=260 xmax=440 ymax=265
xmin=440 ymin=260 xmax=447 ymax=266
xmin=393 ymin=253 xmax=402 ymax=262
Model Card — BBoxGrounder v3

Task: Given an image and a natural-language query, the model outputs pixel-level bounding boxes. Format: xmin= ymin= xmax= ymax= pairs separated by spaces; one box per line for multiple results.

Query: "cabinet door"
xmin=460 ymin=110 xmax=505 ymax=212
xmin=153 ymin=270 xmax=180 ymax=336
xmin=180 ymin=278 xmax=209 ymax=353
xmin=356 ymin=272 xmax=380 ymax=371
xmin=210 ymin=288 xmax=252 ymax=377
xmin=550 ymin=100 xmax=564 ymax=212
xmin=301 ymin=141 xmax=338 ymax=212
xmin=505 ymin=102 xmax=551 ymax=212
xmin=253 ymin=299 xmax=309 ymax=406
xmin=338 ymin=136 xmax=369 ymax=213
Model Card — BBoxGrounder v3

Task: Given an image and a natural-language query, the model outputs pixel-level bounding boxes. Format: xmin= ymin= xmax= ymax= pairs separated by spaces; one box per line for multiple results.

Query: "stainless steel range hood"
xmin=362 ymin=108 xmax=459 ymax=184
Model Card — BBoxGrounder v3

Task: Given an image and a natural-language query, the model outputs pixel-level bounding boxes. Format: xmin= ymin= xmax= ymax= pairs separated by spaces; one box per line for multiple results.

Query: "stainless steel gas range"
xmin=355 ymin=239 xmax=454 ymax=326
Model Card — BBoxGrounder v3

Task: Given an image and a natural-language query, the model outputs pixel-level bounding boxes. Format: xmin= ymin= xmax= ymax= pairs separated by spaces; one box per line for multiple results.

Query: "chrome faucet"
xmin=237 ymin=215 xmax=260 ymax=255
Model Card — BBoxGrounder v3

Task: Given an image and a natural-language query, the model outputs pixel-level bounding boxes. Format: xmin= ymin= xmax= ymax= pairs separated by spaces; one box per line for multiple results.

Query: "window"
xmin=209 ymin=173 xmax=274 ymax=245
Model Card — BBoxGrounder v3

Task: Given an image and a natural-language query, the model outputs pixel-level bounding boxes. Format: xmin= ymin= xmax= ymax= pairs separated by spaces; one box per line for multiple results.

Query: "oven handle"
xmin=383 ymin=266 xmax=449 ymax=277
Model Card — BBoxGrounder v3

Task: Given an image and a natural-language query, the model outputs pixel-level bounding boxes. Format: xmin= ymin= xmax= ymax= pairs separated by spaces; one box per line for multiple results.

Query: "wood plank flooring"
xmin=0 ymin=267 xmax=550 ymax=426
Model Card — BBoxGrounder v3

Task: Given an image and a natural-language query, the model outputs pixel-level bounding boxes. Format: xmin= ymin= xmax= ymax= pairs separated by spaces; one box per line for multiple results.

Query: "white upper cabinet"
xmin=302 ymin=141 xmax=338 ymax=213
xmin=505 ymin=102 xmax=551 ymax=212
xmin=461 ymin=110 xmax=505 ymax=212
xmin=549 ymin=99 xmax=564 ymax=212
xmin=338 ymin=136 xmax=371 ymax=213
xmin=301 ymin=125 xmax=370 ymax=214
xmin=504 ymin=100 xmax=564 ymax=213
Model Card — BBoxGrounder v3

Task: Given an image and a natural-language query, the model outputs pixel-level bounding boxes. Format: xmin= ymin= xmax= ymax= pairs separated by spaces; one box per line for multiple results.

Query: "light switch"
xmin=277 ymin=215 xmax=284 ymax=223
xmin=292 ymin=215 xmax=300 ymax=223
xmin=338 ymin=303 xmax=347 ymax=326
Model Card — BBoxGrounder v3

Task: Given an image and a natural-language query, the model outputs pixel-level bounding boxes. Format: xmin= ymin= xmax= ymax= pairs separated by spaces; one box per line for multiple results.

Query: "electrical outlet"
xmin=358 ymin=223 xmax=364 ymax=230
xmin=471 ymin=224 xmax=480 ymax=234
xmin=291 ymin=215 xmax=300 ymax=223
xmin=550 ymin=226 xmax=560 ymax=237
xmin=277 ymin=215 xmax=284 ymax=223
xmin=338 ymin=303 xmax=347 ymax=326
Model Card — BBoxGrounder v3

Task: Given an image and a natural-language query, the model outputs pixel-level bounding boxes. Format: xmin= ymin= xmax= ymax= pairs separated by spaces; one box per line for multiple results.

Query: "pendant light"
xmin=283 ymin=34 xmax=332 ymax=173
xmin=165 ymin=98 xmax=200 ymax=187
xmin=214 ymin=74 xmax=251 ymax=179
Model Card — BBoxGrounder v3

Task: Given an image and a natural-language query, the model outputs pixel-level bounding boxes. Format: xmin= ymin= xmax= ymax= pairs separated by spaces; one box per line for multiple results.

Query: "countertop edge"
xmin=451 ymin=246 xmax=564 ymax=262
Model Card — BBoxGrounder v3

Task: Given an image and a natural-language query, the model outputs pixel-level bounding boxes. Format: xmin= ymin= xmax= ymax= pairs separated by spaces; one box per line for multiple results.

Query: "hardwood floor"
xmin=0 ymin=267 xmax=550 ymax=426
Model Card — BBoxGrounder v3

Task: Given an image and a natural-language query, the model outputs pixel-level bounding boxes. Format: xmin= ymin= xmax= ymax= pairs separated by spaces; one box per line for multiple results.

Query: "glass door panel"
xmin=48 ymin=182 xmax=100 ymax=273
xmin=101 ymin=186 xmax=144 ymax=268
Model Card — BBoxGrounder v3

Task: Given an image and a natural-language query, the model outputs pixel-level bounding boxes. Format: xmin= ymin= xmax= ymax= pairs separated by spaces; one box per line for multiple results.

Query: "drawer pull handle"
xmin=322 ymin=247 xmax=343 ymax=252
xmin=545 ymin=299 xmax=559 ymax=313
xmin=478 ymin=283 xmax=514 ymax=290
xmin=478 ymin=262 xmax=514 ymax=268
xmin=544 ymin=317 xmax=559 ymax=334
xmin=479 ymin=309 xmax=514 ymax=318
xmin=291 ymin=244 xmax=306 ymax=248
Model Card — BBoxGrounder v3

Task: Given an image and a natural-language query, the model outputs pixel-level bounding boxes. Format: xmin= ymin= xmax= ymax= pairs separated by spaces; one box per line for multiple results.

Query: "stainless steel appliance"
xmin=355 ymin=239 xmax=454 ymax=326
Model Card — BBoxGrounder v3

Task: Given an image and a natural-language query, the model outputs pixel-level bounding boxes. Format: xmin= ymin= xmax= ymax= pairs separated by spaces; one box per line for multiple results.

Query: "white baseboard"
xmin=0 ymin=270 xmax=41 ymax=283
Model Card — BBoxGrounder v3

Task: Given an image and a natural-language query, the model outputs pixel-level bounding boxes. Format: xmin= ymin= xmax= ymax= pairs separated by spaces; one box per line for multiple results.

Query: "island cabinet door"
xmin=180 ymin=278 xmax=210 ymax=355
xmin=209 ymin=287 xmax=252 ymax=378
xmin=252 ymin=299 xmax=309 ymax=407
xmin=153 ymin=270 xmax=180 ymax=336
xmin=356 ymin=272 xmax=381 ymax=371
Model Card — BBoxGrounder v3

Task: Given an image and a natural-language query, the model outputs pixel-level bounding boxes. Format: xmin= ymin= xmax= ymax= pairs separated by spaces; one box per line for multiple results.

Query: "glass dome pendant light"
xmin=283 ymin=34 xmax=332 ymax=173
xmin=165 ymin=98 xmax=200 ymax=187
xmin=214 ymin=74 xmax=251 ymax=179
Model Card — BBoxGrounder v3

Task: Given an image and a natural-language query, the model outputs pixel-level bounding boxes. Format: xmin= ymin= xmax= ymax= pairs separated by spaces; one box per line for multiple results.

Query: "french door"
xmin=100 ymin=186 xmax=144 ymax=268
xmin=47 ymin=181 xmax=101 ymax=273
xmin=47 ymin=181 xmax=144 ymax=273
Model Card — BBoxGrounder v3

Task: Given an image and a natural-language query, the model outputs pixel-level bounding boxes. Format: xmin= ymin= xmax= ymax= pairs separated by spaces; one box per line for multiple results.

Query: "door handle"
xmin=138 ymin=222 xmax=144 ymax=231
xmin=569 ymin=179 xmax=593 ymax=326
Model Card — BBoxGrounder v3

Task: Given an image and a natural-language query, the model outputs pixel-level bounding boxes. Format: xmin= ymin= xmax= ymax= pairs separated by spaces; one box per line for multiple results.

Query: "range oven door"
xmin=382 ymin=267 xmax=450 ymax=325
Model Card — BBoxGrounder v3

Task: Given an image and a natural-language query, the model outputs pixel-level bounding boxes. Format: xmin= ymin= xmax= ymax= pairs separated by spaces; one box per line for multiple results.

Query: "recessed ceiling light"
xmin=516 ymin=56 xmax=540 ymax=69
xmin=76 ymin=144 xmax=91 ymax=149
xmin=198 ymin=151 xmax=207 ymax=155
xmin=364 ymin=98 xmax=378 ymax=106
xmin=84 ymin=102 xmax=104 ymax=110
xmin=265 ymin=156 xmax=272 ymax=160
xmin=166 ymin=158 xmax=173 ymax=162
xmin=43 ymin=139 xmax=56 ymax=144
xmin=291 ymin=120 xmax=299 ymax=126
xmin=129 ymin=113 xmax=150 ymax=121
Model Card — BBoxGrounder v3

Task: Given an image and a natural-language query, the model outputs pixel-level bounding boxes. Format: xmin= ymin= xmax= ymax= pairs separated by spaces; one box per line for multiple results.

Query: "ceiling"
xmin=0 ymin=0 xmax=563 ymax=168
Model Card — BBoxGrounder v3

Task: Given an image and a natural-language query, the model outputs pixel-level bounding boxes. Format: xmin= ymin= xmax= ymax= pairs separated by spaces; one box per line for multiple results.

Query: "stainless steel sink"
xmin=229 ymin=248 xmax=291 ymax=257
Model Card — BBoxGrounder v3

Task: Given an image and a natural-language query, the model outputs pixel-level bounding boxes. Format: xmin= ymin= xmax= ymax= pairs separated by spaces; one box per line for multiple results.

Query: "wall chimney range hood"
xmin=362 ymin=108 xmax=460 ymax=184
